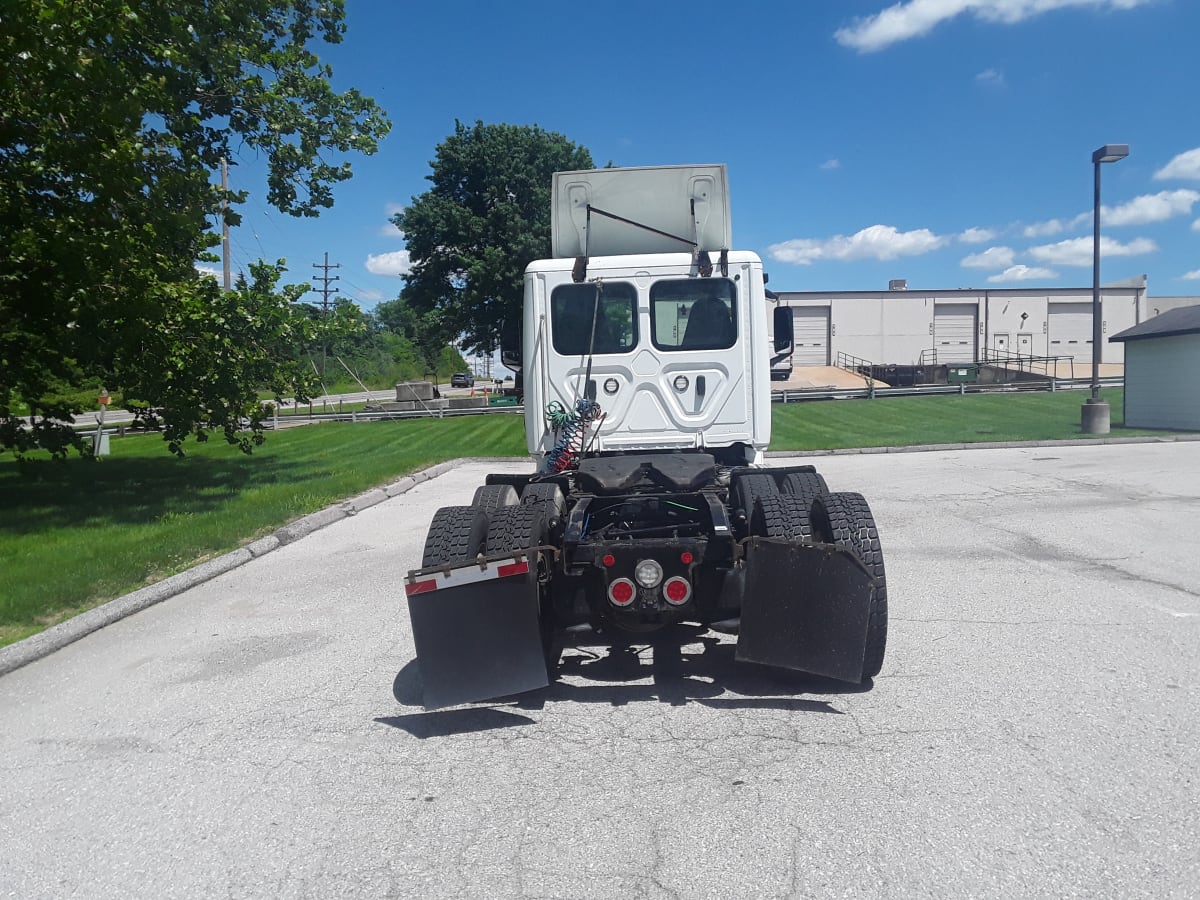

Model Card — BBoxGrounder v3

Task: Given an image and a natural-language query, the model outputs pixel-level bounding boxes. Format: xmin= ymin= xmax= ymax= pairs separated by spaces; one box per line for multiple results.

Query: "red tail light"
xmin=663 ymin=576 xmax=691 ymax=606
xmin=608 ymin=577 xmax=635 ymax=607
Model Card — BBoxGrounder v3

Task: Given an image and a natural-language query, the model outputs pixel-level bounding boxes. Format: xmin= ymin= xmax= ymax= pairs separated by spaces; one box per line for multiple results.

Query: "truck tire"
xmin=520 ymin=482 xmax=565 ymax=515
xmin=472 ymin=483 xmax=519 ymax=513
xmin=484 ymin=499 xmax=559 ymax=674
xmin=485 ymin=501 xmax=552 ymax=555
xmin=421 ymin=505 xmax=488 ymax=568
xmin=732 ymin=472 xmax=779 ymax=518
xmin=780 ymin=471 xmax=829 ymax=514
xmin=812 ymin=491 xmax=887 ymax=679
xmin=750 ymin=494 xmax=813 ymax=542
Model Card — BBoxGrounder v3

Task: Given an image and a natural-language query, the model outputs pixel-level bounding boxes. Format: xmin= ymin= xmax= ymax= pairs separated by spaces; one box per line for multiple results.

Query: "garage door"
xmin=791 ymin=307 xmax=830 ymax=365
xmin=1048 ymin=303 xmax=1093 ymax=363
xmin=934 ymin=304 xmax=977 ymax=363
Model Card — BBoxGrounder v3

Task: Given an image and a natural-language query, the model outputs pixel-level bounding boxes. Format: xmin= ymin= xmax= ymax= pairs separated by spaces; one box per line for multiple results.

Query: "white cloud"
xmin=365 ymin=249 xmax=412 ymax=276
xmin=835 ymin=0 xmax=1151 ymax=53
xmin=960 ymin=227 xmax=998 ymax=244
xmin=1182 ymin=270 xmax=1200 ymax=280
xmin=976 ymin=68 xmax=1005 ymax=86
xmin=1023 ymin=219 xmax=1066 ymax=238
xmin=1028 ymin=235 xmax=1158 ymax=266
xmin=1101 ymin=190 xmax=1200 ymax=226
xmin=1154 ymin=147 xmax=1200 ymax=181
xmin=820 ymin=158 xmax=842 ymax=170
xmin=1193 ymin=219 xmax=1200 ymax=232
xmin=195 ymin=264 xmax=221 ymax=280
xmin=356 ymin=288 xmax=385 ymax=303
xmin=380 ymin=205 xmax=406 ymax=237
xmin=987 ymin=265 xmax=1059 ymax=283
xmin=961 ymin=246 xmax=1015 ymax=269
xmin=768 ymin=224 xmax=948 ymax=265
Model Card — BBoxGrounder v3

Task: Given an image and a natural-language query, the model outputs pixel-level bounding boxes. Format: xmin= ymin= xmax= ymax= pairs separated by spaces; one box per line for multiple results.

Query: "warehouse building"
xmin=774 ymin=277 xmax=1164 ymax=369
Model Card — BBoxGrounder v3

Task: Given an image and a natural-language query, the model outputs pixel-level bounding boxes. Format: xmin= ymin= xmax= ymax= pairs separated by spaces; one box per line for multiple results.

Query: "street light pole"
xmin=1081 ymin=143 xmax=1129 ymax=435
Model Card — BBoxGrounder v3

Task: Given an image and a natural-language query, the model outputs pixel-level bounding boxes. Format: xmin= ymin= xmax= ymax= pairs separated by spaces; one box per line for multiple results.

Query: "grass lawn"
xmin=1 ymin=387 xmax=1190 ymax=648
xmin=0 ymin=416 xmax=525 ymax=647
xmin=770 ymin=386 xmax=1174 ymax=448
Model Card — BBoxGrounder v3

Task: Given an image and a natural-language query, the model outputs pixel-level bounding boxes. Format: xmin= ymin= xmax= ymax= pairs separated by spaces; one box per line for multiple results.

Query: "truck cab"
xmin=522 ymin=250 xmax=776 ymax=465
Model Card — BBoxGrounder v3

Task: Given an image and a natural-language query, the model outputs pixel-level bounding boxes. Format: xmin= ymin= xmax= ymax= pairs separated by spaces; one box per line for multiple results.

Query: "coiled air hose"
xmin=544 ymin=398 xmax=603 ymax=473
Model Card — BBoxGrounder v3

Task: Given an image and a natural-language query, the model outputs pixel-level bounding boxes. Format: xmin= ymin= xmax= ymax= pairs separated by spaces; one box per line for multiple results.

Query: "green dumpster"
xmin=946 ymin=364 xmax=980 ymax=384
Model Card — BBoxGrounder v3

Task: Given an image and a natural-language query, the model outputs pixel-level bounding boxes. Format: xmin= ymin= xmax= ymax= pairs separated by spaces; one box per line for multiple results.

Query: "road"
xmin=2 ymin=443 xmax=1198 ymax=898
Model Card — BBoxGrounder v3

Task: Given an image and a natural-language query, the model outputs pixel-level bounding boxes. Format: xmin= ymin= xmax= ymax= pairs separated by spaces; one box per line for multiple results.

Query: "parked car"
xmin=450 ymin=372 xmax=474 ymax=388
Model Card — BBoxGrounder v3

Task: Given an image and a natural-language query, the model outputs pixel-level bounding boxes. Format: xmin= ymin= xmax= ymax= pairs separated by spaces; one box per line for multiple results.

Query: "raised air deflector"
xmin=551 ymin=165 xmax=732 ymax=259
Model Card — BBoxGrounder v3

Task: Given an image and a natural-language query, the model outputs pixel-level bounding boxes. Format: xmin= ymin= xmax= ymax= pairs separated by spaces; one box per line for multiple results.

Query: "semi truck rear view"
xmin=404 ymin=165 xmax=887 ymax=708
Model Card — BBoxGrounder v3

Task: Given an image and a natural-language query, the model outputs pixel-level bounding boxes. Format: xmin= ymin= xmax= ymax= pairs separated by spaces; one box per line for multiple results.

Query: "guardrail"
xmin=265 ymin=404 xmax=525 ymax=428
xmin=772 ymin=375 xmax=1122 ymax=403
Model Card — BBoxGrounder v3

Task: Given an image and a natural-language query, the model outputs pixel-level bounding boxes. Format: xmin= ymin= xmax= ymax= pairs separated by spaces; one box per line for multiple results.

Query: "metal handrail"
xmin=980 ymin=348 xmax=1075 ymax=381
xmin=835 ymin=351 xmax=878 ymax=389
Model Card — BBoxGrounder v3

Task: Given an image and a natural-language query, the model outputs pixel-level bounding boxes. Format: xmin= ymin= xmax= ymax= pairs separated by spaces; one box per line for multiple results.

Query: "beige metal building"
xmin=774 ymin=278 xmax=1174 ymax=368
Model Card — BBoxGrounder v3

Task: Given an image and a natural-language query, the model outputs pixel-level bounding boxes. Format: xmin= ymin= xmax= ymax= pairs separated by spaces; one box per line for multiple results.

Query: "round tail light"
xmin=663 ymin=576 xmax=692 ymax=606
xmin=634 ymin=559 xmax=663 ymax=589
xmin=608 ymin=577 xmax=636 ymax=608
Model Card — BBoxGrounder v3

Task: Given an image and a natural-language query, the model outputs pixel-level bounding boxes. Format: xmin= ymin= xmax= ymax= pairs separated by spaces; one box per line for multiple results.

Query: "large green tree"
xmin=393 ymin=121 xmax=593 ymax=354
xmin=372 ymin=296 xmax=459 ymax=373
xmin=0 ymin=0 xmax=390 ymax=456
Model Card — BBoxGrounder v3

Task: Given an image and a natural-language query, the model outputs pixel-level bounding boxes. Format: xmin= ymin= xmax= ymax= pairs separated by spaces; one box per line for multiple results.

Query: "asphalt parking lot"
xmin=1 ymin=442 xmax=1197 ymax=898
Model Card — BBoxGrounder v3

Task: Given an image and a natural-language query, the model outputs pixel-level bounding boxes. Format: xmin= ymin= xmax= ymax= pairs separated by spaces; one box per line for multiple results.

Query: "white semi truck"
xmin=404 ymin=165 xmax=887 ymax=708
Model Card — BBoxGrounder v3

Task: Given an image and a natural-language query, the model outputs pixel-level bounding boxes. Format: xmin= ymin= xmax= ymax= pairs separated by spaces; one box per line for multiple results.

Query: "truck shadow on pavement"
xmin=378 ymin=626 xmax=873 ymax=739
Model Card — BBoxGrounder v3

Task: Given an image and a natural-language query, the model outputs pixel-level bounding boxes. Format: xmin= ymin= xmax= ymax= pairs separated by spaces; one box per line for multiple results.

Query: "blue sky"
xmin=210 ymin=0 xmax=1200 ymax=313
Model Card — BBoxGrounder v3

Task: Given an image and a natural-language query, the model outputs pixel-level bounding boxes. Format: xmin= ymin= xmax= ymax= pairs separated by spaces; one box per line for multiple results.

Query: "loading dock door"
xmin=934 ymin=304 xmax=977 ymax=363
xmin=791 ymin=307 xmax=830 ymax=365
xmin=1048 ymin=303 xmax=1093 ymax=363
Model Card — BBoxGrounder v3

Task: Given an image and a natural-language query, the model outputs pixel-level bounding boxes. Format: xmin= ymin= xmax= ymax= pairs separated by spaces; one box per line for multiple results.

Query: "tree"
xmin=123 ymin=261 xmax=349 ymax=455
xmin=373 ymin=296 xmax=459 ymax=373
xmin=393 ymin=121 xmax=593 ymax=355
xmin=0 ymin=0 xmax=390 ymax=456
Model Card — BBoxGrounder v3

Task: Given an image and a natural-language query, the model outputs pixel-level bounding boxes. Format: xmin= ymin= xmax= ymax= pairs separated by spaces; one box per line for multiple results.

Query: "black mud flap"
xmin=736 ymin=538 xmax=874 ymax=683
xmin=405 ymin=559 xmax=549 ymax=709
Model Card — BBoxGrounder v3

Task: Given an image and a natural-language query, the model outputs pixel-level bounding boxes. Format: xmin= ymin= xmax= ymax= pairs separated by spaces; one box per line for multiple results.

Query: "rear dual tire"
xmin=812 ymin=491 xmax=888 ymax=679
xmin=421 ymin=506 xmax=488 ymax=568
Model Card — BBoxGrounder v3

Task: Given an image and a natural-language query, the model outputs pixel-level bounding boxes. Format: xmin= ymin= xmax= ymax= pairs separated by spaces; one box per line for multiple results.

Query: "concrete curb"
xmin=0 ymin=458 xmax=488 ymax=679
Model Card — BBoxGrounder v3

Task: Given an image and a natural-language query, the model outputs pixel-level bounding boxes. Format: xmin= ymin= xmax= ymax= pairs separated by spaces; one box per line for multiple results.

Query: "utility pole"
xmin=221 ymin=159 xmax=231 ymax=292
xmin=312 ymin=252 xmax=341 ymax=380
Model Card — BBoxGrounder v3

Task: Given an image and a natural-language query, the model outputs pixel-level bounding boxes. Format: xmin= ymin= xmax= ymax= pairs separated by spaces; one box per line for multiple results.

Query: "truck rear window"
xmin=550 ymin=282 xmax=638 ymax=356
xmin=650 ymin=279 xmax=737 ymax=351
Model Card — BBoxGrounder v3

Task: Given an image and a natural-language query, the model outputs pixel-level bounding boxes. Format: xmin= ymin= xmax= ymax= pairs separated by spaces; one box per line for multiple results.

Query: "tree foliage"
xmin=0 ymin=0 xmax=390 ymax=456
xmin=126 ymin=262 xmax=352 ymax=455
xmin=372 ymin=296 xmax=459 ymax=372
xmin=393 ymin=121 xmax=593 ymax=354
